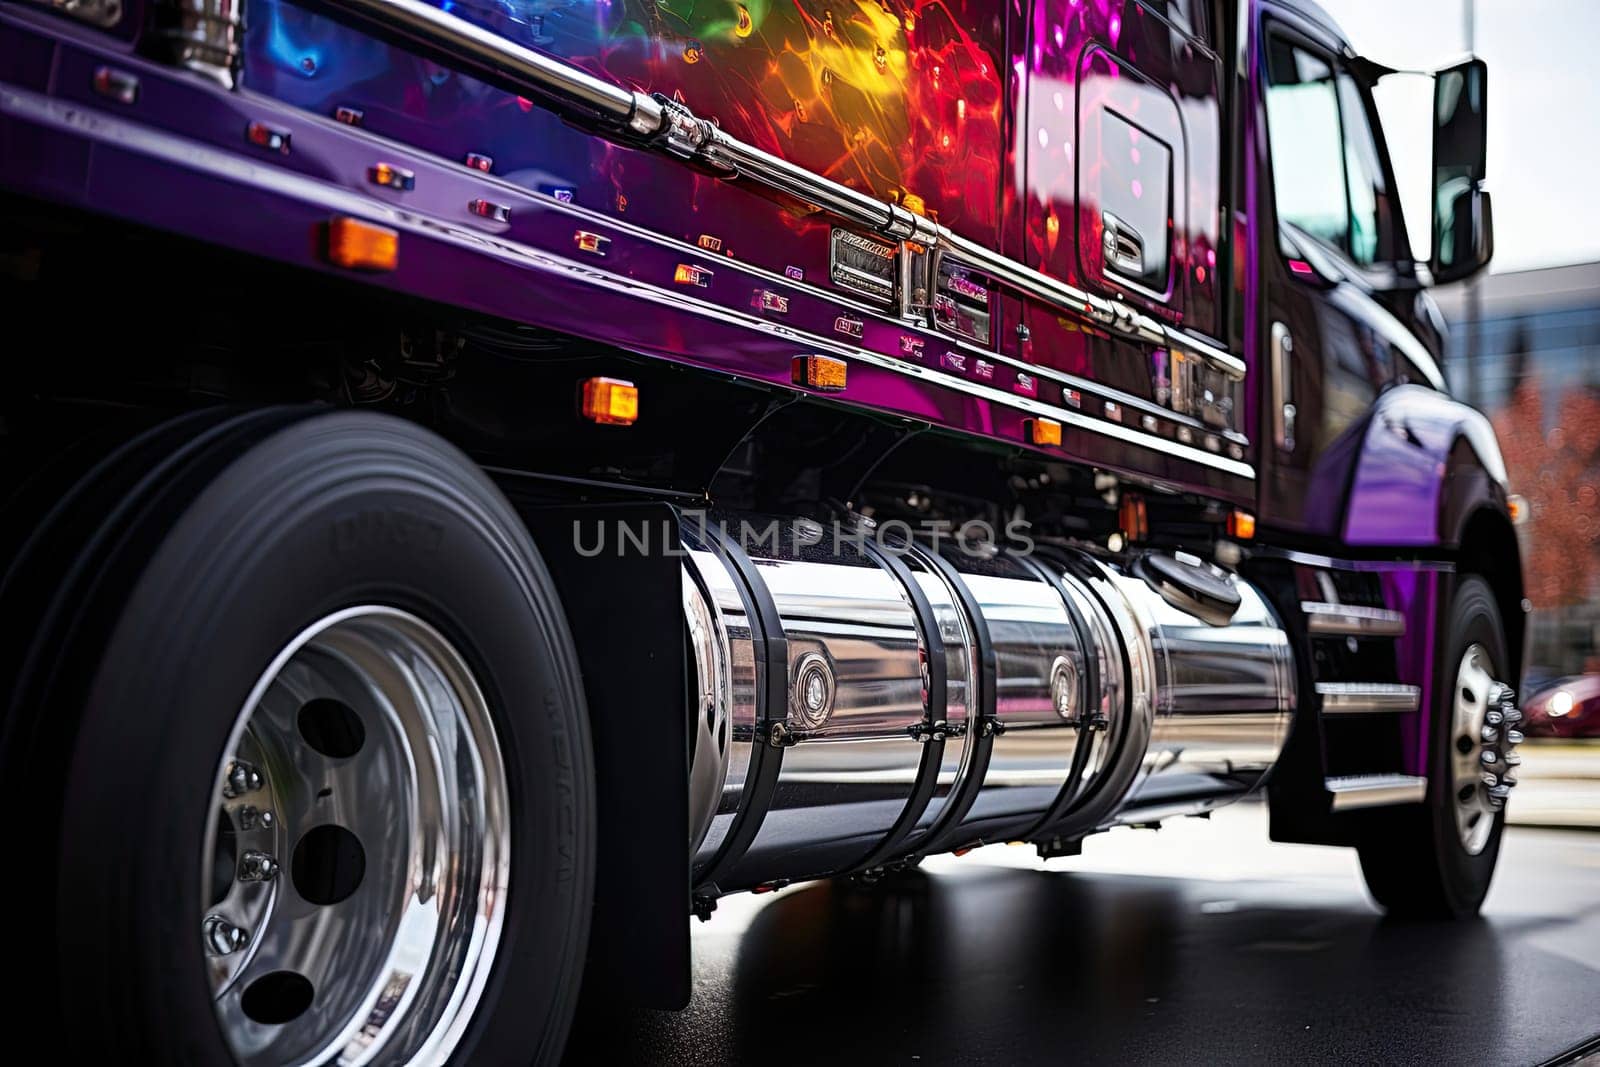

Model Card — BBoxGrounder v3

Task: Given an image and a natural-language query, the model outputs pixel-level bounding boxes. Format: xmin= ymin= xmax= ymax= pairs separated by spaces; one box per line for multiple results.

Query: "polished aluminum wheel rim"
xmin=1450 ymin=643 xmax=1498 ymax=855
xmin=202 ymin=607 xmax=510 ymax=1065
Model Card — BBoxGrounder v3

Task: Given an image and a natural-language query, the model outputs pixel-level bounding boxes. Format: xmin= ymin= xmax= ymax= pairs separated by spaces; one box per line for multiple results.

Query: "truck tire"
xmin=1355 ymin=575 xmax=1507 ymax=918
xmin=0 ymin=408 xmax=594 ymax=1064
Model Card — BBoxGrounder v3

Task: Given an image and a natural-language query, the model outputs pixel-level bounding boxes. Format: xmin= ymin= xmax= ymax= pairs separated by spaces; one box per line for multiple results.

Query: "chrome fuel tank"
xmin=1107 ymin=556 xmax=1295 ymax=820
xmin=928 ymin=550 xmax=1095 ymax=846
xmin=686 ymin=515 xmax=931 ymax=890
xmin=683 ymin=512 xmax=1296 ymax=892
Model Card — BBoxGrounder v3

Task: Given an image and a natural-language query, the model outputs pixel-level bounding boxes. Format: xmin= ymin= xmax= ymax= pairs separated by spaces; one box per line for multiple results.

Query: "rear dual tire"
xmin=0 ymin=409 xmax=594 ymax=1063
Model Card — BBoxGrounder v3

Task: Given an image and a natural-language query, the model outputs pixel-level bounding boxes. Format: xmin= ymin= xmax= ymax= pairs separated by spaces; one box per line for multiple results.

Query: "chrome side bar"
xmin=1302 ymin=601 xmax=1406 ymax=637
xmin=316 ymin=0 xmax=1246 ymax=383
xmin=1315 ymin=682 xmax=1421 ymax=715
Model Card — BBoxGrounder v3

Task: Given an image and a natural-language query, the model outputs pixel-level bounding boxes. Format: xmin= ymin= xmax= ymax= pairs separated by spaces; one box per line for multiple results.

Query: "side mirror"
xmin=1431 ymin=57 xmax=1493 ymax=284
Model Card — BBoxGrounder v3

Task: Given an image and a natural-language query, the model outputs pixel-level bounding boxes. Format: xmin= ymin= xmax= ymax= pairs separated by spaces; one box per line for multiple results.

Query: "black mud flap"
xmin=523 ymin=501 xmax=690 ymax=1010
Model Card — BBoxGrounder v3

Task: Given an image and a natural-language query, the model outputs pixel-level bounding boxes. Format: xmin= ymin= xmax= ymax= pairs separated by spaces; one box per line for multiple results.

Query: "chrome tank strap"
xmin=690 ymin=521 xmax=788 ymax=903
xmin=1012 ymin=551 xmax=1105 ymax=842
xmin=904 ymin=544 xmax=998 ymax=857
xmin=847 ymin=531 xmax=949 ymax=873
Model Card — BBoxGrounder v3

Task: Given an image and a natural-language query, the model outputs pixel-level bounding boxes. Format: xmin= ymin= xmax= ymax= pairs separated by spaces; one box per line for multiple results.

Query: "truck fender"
xmin=1342 ymin=384 xmax=1509 ymax=549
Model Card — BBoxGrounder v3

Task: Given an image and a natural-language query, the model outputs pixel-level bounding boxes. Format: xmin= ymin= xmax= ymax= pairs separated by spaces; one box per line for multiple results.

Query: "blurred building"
xmin=1435 ymin=261 xmax=1600 ymax=691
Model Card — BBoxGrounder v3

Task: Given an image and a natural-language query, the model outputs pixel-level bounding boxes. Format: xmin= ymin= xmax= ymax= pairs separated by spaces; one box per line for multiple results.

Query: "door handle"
xmin=1102 ymin=211 xmax=1145 ymax=278
xmin=1271 ymin=321 xmax=1296 ymax=453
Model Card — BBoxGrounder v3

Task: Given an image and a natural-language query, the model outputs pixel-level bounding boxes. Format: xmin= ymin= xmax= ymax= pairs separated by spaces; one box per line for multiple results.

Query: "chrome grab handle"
xmin=1271 ymin=321 xmax=1296 ymax=452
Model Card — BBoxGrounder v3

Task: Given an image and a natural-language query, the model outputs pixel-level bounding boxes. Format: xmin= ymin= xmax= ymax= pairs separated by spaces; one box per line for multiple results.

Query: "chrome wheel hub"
xmin=202 ymin=607 xmax=510 ymax=1065
xmin=1449 ymin=643 xmax=1522 ymax=855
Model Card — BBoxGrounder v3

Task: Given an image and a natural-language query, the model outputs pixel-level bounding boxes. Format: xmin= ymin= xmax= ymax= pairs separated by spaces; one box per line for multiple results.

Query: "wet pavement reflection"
xmin=568 ymin=803 xmax=1600 ymax=1065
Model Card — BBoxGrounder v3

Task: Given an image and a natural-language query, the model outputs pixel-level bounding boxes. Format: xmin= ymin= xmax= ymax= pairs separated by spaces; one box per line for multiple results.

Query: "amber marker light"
xmin=580 ymin=377 xmax=639 ymax=426
xmin=1119 ymin=494 xmax=1149 ymax=542
xmin=1227 ymin=509 xmax=1257 ymax=540
xmin=325 ymin=217 xmax=399 ymax=272
xmin=673 ymin=263 xmax=713 ymax=287
xmin=1026 ymin=417 xmax=1063 ymax=447
xmin=792 ymin=354 xmax=848 ymax=392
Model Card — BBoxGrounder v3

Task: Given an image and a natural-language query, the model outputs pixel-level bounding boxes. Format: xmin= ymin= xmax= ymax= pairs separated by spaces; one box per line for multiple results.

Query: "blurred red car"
xmin=1523 ymin=675 xmax=1600 ymax=737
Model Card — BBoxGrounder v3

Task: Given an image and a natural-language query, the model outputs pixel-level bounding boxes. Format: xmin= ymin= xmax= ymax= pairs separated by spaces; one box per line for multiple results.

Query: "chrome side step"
xmin=1325 ymin=774 xmax=1428 ymax=810
xmin=1316 ymin=682 xmax=1421 ymax=715
xmin=1302 ymin=601 xmax=1406 ymax=637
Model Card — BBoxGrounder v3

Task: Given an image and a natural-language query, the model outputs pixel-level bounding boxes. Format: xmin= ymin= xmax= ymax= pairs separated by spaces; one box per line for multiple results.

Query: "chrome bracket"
xmin=648 ymin=94 xmax=736 ymax=177
xmin=908 ymin=719 xmax=965 ymax=743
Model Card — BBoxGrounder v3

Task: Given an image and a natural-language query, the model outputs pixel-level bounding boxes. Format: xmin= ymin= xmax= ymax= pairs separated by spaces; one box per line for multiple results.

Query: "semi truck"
xmin=0 ymin=0 xmax=1520 ymax=1061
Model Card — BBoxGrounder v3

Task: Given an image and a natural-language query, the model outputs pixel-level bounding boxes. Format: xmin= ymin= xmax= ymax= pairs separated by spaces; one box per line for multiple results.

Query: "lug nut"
xmin=223 ymin=760 xmax=264 ymax=798
xmin=237 ymin=806 xmax=275 ymax=832
xmin=238 ymin=850 xmax=279 ymax=882
xmin=204 ymin=916 xmax=249 ymax=955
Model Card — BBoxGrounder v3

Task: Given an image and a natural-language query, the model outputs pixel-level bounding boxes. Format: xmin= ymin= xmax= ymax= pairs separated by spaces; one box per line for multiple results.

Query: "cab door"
xmin=1253 ymin=7 xmax=1417 ymax=535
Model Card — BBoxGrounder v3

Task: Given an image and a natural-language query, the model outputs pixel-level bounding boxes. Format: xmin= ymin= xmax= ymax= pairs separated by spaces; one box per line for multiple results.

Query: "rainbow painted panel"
xmin=248 ymin=0 xmax=1008 ymax=244
xmin=509 ymin=0 xmax=1006 ymax=241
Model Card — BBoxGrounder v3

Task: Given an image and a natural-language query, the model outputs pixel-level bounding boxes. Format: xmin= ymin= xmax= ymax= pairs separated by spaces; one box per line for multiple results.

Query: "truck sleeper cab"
xmin=0 ymin=0 xmax=1521 ymax=1062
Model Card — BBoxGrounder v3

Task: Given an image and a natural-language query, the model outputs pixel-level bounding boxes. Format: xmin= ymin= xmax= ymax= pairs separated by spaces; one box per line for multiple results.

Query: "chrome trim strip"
xmin=325 ymin=0 xmax=1249 ymax=384
xmin=525 ymin=185 xmax=1242 ymax=439
xmin=1325 ymin=774 xmax=1427 ymax=810
xmin=1301 ymin=602 xmax=1407 ymax=637
xmin=1248 ymin=546 xmax=1456 ymax=573
xmin=0 ymin=81 xmax=1255 ymax=480
xmin=1315 ymin=682 xmax=1421 ymax=715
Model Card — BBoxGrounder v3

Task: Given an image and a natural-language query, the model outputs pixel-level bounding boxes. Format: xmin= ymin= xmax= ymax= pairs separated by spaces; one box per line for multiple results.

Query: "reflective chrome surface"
xmin=48 ymin=0 xmax=123 ymax=27
xmin=1302 ymin=601 xmax=1407 ymax=637
xmin=679 ymin=513 xmax=1296 ymax=880
xmin=724 ymin=525 xmax=926 ymax=885
xmin=905 ymin=550 xmax=977 ymax=836
xmin=1326 ymin=773 xmax=1428 ymax=811
xmin=203 ymin=606 xmax=509 ymax=1066
xmin=683 ymin=536 xmax=757 ymax=869
xmin=1114 ymin=562 xmax=1293 ymax=815
xmin=942 ymin=552 xmax=1088 ymax=841
xmin=150 ymin=0 xmax=246 ymax=88
xmin=1450 ymin=644 xmax=1523 ymax=855
xmin=685 ymin=560 xmax=735 ymax=854
xmin=1316 ymin=682 xmax=1421 ymax=715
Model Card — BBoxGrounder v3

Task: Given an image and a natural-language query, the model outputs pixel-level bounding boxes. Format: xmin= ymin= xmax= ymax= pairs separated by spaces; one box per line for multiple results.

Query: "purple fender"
xmin=1342 ymin=383 xmax=1510 ymax=548
xmin=1341 ymin=384 xmax=1523 ymax=777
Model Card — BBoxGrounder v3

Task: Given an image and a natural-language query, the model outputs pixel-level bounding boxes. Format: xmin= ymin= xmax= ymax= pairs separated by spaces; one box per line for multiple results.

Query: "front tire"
xmin=1 ymin=409 xmax=594 ymax=1063
xmin=1356 ymin=575 xmax=1511 ymax=918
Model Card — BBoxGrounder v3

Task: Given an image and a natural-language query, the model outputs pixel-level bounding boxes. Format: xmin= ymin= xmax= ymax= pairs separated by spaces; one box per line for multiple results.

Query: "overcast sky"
xmin=1316 ymin=0 xmax=1600 ymax=274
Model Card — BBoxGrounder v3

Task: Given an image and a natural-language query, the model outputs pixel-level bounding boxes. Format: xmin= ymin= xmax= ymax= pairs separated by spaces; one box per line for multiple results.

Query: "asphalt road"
xmin=566 ymin=801 xmax=1600 ymax=1065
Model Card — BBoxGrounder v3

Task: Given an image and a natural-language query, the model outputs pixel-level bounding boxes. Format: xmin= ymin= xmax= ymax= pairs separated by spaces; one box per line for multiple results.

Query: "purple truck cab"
xmin=0 ymin=0 xmax=1527 ymax=1061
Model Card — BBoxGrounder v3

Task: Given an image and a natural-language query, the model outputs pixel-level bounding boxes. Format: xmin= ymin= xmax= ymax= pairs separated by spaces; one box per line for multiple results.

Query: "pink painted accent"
xmin=1288 ymin=259 xmax=1315 ymax=276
